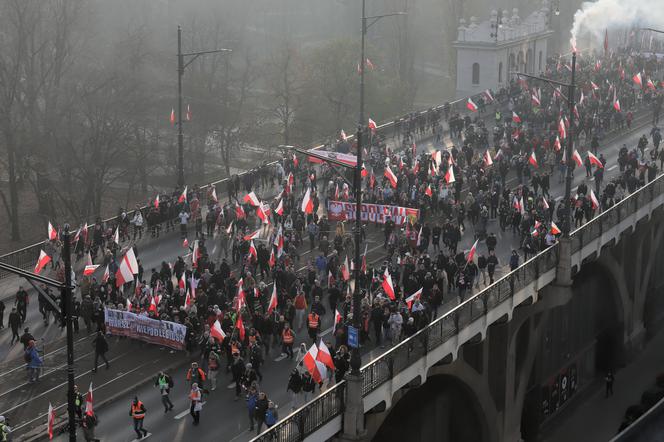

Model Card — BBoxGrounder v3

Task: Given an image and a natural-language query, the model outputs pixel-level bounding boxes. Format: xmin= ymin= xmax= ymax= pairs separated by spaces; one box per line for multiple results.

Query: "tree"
xmin=266 ymin=41 xmax=303 ymax=146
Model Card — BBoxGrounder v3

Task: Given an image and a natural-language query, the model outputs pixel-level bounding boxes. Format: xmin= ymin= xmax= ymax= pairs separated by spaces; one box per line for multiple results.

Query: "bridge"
xmin=251 ymin=161 xmax=664 ymax=441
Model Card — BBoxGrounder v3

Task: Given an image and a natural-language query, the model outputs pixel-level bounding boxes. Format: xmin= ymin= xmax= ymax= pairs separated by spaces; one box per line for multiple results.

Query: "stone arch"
xmin=368 ymin=360 xmax=498 ymax=442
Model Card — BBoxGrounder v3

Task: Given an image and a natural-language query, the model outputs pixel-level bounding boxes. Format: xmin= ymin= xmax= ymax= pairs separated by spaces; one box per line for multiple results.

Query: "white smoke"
xmin=570 ymin=0 xmax=664 ymax=50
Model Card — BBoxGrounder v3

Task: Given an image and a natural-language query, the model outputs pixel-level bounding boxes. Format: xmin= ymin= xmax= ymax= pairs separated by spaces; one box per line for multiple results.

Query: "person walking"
xmin=189 ymin=383 xmax=203 ymax=425
xmin=281 ymin=324 xmax=295 ymax=359
xmin=82 ymin=411 xmax=100 ymax=442
xmin=92 ymin=331 xmax=110 ymax=372
xmin=154 ymin=371 xmax=174 ymax=412
xmin=246 ymin=385 xmax=258 ymax=432
xmin=186 ymin=362 xmax=206 ymax=389
xmin=25 ymin=340 xmax=43 ymax=383
xmin=287 ymin=368 xmax=303 ymax=411
xmin=129 ymin=396 xmax=148 ymax=439
xmin=0 ymin=416 xmax=12 ymax=442
xmin=605 ymin=370 xmax=615 ymax=398
xmin=254 ymin=391 xmax=269 ymax=435
xmin=8 ymin=308 xmax=20 ymax=345
xmin=207 ymin=349 xmax=221 ymax=391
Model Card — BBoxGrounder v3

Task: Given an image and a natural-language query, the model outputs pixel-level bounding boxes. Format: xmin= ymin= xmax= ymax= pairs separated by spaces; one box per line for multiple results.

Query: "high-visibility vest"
xmin=282 ymin=329 xmax=294 ymax=344
xmin=131 ymin=401 xmax=145 ymax=419
xmin=190 ymin=390 xmax=201 ymax=401
xmin=308 ymin=313 xmax=319 ymax=329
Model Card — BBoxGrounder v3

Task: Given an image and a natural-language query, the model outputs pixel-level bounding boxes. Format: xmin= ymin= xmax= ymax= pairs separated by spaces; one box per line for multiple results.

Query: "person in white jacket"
xmin=131 ymin=206 xmax=144 ymax=240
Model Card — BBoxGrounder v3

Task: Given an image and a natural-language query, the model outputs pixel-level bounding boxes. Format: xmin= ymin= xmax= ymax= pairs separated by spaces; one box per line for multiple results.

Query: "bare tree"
xmin=266 ymin=41 xmax=303 ymax=146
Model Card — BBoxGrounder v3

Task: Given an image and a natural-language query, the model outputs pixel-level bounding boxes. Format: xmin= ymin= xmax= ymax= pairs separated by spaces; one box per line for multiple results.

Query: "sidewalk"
xmin=542 ymin=330 xmax=664 ymax=442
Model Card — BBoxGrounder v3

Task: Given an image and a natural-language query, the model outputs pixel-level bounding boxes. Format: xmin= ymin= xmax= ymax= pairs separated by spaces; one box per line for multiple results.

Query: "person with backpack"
xmin=189 ymin=383 xmax=203 ymax=425
xmin=186 ymin=362 xmax=206 ymax=389
xmin=154 ymin=371 xmax=174 ymax=412
xmin=25 ymin=340 xmax=42 ymax=383
xmin=265 ymin=401 xmax=279 ymax=429
xmin=207 ymin=349 xmax=221 ymax=391
xmin=286 ymin=368 xmax=302 ymax=410
xmin=249 ymin=343 xmax=264 ymax=382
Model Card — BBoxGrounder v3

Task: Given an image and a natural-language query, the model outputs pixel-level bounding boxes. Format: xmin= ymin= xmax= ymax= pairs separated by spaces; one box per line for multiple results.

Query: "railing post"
xmin=555 ymin=237 xmax=572 ymax=286
xmin=339 ymin=372 xmax=366 ymax=441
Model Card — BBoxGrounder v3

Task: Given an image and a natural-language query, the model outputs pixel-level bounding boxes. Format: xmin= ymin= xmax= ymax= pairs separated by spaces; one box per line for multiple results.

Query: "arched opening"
xmin=373 ymin=375 xmax=490 ymax=442
xmin=472 ymin=62 xmax=480 ymax=85
xmin=498 ymin=61 xmax=503 ymax=83
xmin=526 ymin=48 xmax=533 ymax=73
xmin=517 ymin=51 xmax=524 ymax=72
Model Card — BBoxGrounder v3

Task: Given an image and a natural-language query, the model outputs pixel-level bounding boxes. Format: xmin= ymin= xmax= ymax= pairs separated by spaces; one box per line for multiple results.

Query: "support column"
xmin=556 ymin=237 xmax=572 ymax=286
xmin=338 ymin=373 xmax=368 ymax=441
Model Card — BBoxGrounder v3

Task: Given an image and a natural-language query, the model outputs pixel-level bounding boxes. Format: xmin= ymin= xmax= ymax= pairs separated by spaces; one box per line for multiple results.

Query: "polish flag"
xmin=588 ymin=151 xmax=603 ymax=168
xmin=257 ymin=203 xmax=271 ymax=225
xmin=445 ymin=165 xmax=455 ymax=184
xmin=542 ymin=197 xmax=549 ymax=210
xmin=226 ymin=221 xmax=234 ymax=235
xmin=466 ymin=239 xmax=479 ymax=264
xmin=579 ymin=91 xmax=585 ymax=106
xmin=512 ymin=112 xmax=521 ymax=123
xmin=340 ymin=129 xmax=347 ymax=141
xmin=102 ymin=265 xmax=110 ymax=283
xmin=361 ymin=244 xmax=367 ymax=273
xmin=192 ymin=239 xmax=201 ymax=268
xmin=186 ymin=104 xmax=192 ymax=121
xmin=302 ymin=343 xmax=326 ymax=383
xmin=335 ymin=309 xmax=343 ymax=326
xmin=647 ymin=78 xmax=657 ymax=91
xmin=429 ymin=161 xmax=438 ymax=177
xmin=244 ymin=229 xmax=260 ymax=241
xmin=341 ymin=255 xmax=350 ymax=281
xmin=34 ymin=250 xmax=51 ymax=274
xmin=513 ymin=196 xmax=522 ymax=212
xmin=483 ymin=89 xmax=494 ymax=103
xmin=301 ymin=187 xmax=314 ymax=214
xmin=149 ymin=295 xmax=158 ymax=313
xmin=550 ymin=222 xmax=562 ymax=235
xmin=275 ymin=198 xmax=284 ymax=216
xmin=528 ymin=151 xmax=538 ymax=168
xmin=235 ymin=203 xmax=246 ymax=219
xmin=48 ymin=222 xmax=58 ymax=241
xmin=115 ymin=248 xmax=139 ymax=287
xmin=184 ymin=289 xmax=193 ymax=308
xmin=112 ymin=226 xmax=120 ymax=245
xmin=178 ymin=186 xmax=188 ymax=203
xmin=416 ymin=225 xmax=423 ymax=247
xmin=48 ymin=402 xmax=55 ymax=440
xmin=267 ymin=285 xmax=278 ymax=315
xmin=292 ymin=153 xmax=299 ymax=167
xmin=83 ymin=264 xmax=99 ymax=276
xmin=412 ymin=158 xmax=420 ymax=174
xmin=182 ymin=238 xmax=189 ymax=248
xmin=361 ymin=163 xmax=368 ymax=177
xmin=334 ymin=184 xmax=339 ymax=200
xmin=274 ymin=225 xmax=284 ymax=256
xmin=382 ymin=268 xmax=396 ymax=300
xmin=243 ymin=192 xmax=260 ymax=207
xmin=170 ymin=108 xmax=175 ymax=126
xmin=211 ymin=187 xmax=218 ymax=203
xmin=248 ymin=240 xmax=258 ymax=261
xmin=405 ymin=288 xmax=423 ymax=310
xmin=316 ymin=341 xmax=335 ymax=371
xmin=85 ymin=385 xmax=96 ymax=416
xmin=558 ymin=118 xmax=567 ymax=139
xmin=328 ymin=270 xmax=335 ymax=288
xmin=590 ymin=81 xmax=599 ymax=91
xmin=425 ymin=184 xmax=433 ymax=197
xmin=384 ymin=165 xmax=398 ymax=188
xmin=494 ymin=149 xmax=504 ymax=161
xmin=236 ymin=315 xmax=246 ymax=341
xmin=178 ymin=273 xmax=186 ymax=290
xmin=613 ymin=89 xmax=621 ymax=112
xmin=633 ymin=72 xmax=642 ymax=87
xmin=484 ymin=150 xmax=493 ymax=167
xmin=269 ymin=248 xmax=276 ymax=268
xmin=531 ymin=92 xmax=541 ymax=106
xmin=154 ymin=195 xmax=160 ymax=209
xmin=398 ymin=156 xmax=404 ymax=171
xmin=553 ymin=136 xmax=561 ymax=152
xmin=368 ymin=118 xmax=377 ymax=132
xmin=211 ymin=319 xmax=226 ymax=342
xmin=573 ymin=105 xmax=580 ymax=120
xmin=126 ymin=298 xmax=132 ymax=311
xmin=572 ymin=149 xmax=583 ymax=167
xmin=466 ymin=98 xmax=478 ymax=112
xmin=589 ymin=189 xmax=600 ymax=210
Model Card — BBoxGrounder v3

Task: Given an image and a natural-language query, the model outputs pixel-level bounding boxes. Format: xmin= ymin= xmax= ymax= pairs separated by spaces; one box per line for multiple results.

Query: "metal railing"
xmin=252 ymin=167 xmax=664 ymax=442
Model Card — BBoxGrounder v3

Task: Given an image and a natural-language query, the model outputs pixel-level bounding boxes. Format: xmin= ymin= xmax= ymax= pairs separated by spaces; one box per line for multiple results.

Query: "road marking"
xmin=608 ymin=165 xmax=618 ymax=171
xmin=274 ymin=354 xmax=288 ymax=362
xmin=131 ymin=433 xmax=152 ymax=441
xmin=174 ymin=402 xmax=205 ymax=420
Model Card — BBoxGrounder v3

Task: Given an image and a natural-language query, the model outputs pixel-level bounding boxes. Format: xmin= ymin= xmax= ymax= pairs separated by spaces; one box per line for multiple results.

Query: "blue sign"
xmin=347 ymin=325 xmax=359 ymax=348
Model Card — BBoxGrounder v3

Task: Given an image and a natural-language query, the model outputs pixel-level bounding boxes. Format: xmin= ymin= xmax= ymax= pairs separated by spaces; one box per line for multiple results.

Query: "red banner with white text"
xmin=327 ymin=200 xmax=419 ymax=226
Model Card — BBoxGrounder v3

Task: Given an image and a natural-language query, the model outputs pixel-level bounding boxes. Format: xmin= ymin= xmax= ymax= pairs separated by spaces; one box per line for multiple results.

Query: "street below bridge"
xmin=12 ymin=111 xmax=653 ymax=442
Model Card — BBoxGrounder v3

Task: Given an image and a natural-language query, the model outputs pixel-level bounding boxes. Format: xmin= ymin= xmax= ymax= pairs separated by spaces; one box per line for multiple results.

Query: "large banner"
xmin=104 ymin=308 xmax=187 ymax=351
xmin=327 ymin=200 xmax=419 ymax=226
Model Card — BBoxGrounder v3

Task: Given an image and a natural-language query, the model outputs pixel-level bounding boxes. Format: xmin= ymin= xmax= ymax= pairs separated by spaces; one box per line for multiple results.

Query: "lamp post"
xmin=176 ymin=26 xmax=232 ymax=187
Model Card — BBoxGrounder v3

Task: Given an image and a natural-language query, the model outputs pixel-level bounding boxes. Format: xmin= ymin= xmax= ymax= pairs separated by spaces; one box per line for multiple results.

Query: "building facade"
xmin=453 ymin=1 xmax=555 ymax=98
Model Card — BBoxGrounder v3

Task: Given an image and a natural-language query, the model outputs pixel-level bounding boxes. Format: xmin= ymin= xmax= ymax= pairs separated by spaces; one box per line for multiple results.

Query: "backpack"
xmin=167 ymin=375 xmax=174 ymax=388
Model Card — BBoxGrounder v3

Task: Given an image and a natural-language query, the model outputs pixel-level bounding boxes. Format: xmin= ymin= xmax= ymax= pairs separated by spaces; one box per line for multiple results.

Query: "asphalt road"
xmin=37 ymin=111 xmax=659 ymax=442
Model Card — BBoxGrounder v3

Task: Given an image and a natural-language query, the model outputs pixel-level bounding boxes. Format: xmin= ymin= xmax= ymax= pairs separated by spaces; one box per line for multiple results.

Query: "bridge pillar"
xmin=555 ymin=237 xmax=572 ymax=286
xmin=338 ymin=373 xmax=368 ymax=441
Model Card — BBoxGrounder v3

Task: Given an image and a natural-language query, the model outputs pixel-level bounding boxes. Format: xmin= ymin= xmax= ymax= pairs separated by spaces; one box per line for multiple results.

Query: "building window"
xmin=472 ymin=62 xmax=480 ymax=85
xmin=539 ymin=51 xmax=543 ymax=72
xmin=509 ymin=53 xmax=516 ymax=70
xmin=498 ymin=62 xmax=503 ymax=83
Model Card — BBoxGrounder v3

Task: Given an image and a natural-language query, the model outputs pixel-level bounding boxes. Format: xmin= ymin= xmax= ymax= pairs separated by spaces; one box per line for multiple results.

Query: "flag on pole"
xmin=550 ymin=222 xmax=562 ymax=235
xmin=405 ymin=288 xmax=423 ymax=310
xmin=553 ymin=136 xmax=561 ymax=152
xmin=316 ymin=341 xmax=335 ymax=371
xmin=243 ymin=229 xmax=260 ymax=241
xmin=466 ymin=98 xmax=478 ymax=112
xmin=445 ymin=165 xmax=455 ymax=184
xmin=368 ymin=118 xmax=377 ymax=132
xmin=384 ymin=166 xmax=398 ymax=188
xmin=341 ymin=256 xmax=350 ymax=281
xmin=302 ymin=344 xmax=326 ymax=383
xmin=572 ymin=149 xmax=583 ymax=167
xmin=178 ymin=186 xmax=188 ymax=203
xmin=115 ymin=248 xmax=139 ymax=287
xmin=483 ymin=89 xmax=494 ymax=103
xmin=466 ymin=239 xmax=479 ymax=264
xmin=235 ymin=315 xmax=245 ymax=341
xmin=301 ymin=187 xmax=314 ymax=214
xmin=633 ymin=72 xmax=643 ymax=87
xmin=382 ymin=268 xmax=395 ymax=300
xmin=512 ymin=112 xmax=522 ymax=123
xmin=243 ymin=192 xmax=260 ymax=207
xmin=211 ymin=319 xmax=226 ymax=342
xmin=34 ymin=250 xmax=51 ymax=274
xmin=484 ymin=150 xmax=493 ymax=167
xmin=588 ymin=151 xmax=603 ymax=168
xmin=85 ymin=382 xmax=94 ymax=416
xmin=589 ymin=189 xmax=600 ymax=210
xmin=47 ymin=402 xmax=55 ymax=440
xmin=267 ymin=285 xmax=278 ymax=315
xmin=528 ymin=151 xmax=538 ymax=168
xmin=170 ymin=108 xmax=175 ymax=126
xmin=335 ymin=309 xmax=342 ymax=326
xmin=48 ymin=222 xmax=58 ymax=241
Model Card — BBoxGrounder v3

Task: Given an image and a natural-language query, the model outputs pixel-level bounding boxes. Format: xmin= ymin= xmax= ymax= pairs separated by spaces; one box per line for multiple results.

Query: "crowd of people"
xmin=3 ymin=47 xmax=664 ymax=440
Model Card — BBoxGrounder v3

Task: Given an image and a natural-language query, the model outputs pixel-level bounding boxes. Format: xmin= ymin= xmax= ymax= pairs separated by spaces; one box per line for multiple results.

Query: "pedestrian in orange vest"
xmin=129 ymin=396 xmax=148 ymax=439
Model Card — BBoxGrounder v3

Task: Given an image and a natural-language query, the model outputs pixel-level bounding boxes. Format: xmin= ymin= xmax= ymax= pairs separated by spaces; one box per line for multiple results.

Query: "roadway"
xmin=40 ymin=112 xmax=658 ymax=442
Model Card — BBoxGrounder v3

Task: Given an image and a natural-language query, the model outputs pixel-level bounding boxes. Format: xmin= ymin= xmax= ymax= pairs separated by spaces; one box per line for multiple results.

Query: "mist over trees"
xmin=0 ymin=0 xmax=578 ymax=245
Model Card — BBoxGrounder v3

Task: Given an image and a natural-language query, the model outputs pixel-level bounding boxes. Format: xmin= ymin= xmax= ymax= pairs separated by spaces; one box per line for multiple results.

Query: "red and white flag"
xmin=301 ymin=187 xmax=314 ymax=214
xmin=588 ymin=151 xmax=603 ymax=168
xmin=235 ymin=203 xmax=246 ymax=219
xmin=267 ymin=284 xmax=278 ymax=315
xmin=47 ymin=402 xmax=55 ymax=440
xmin=102 ymin=265 xmax=110 ymax=283
xmin=341 ymin=256 xmax=350 ymax=281
xmin=590 ymin=81 xmax=599 ymax=91
xmin=236 ymin=314 xmax=246 ymax=341
xmin=126 ymin=297 xmax=132 ymax=311
xmin=572 ymin=149 xmax=583 ymax=167
xmin=192 ymin=239 xmax=201 ymax=268
xmin=34 ymin=250 xmax=51 ymax=274
xmin=550 ymin=222 xmax=562 ymax=235
xmin=444 ymin=165 xmax=455 ymax=184
xmin=425 ymin=184 xmax=433 ymax=197
xmin=633 ymin=72 xmax=642 ymax=87
xmin=382 ymin=268 xmax=395 ymax=300
xmin=647 ymin=78 xmax=656 ymax=91
xmin=302 ymin=343 xmax=326 ymax=383
xmin=83 ymin=264 xmax=99 ymax=276
xmin=405 ymin=288 xmax=422 ymax=310
xmin=226 ymin=221 xmax=234 ymax=235
xmin=384 ymin=165 xmax=398 ymax=188
xmin=269 ymin=248 xmax=276 ymax=268
xmin=553 ymin=136 xmax=561 ymax=152
xmin=115 ymin=248 xmax=139 ymax=287
xmin=316 ymin=341 xmax=335 ymax=371
xmin=613 ymin=89 xmax=621 ymax=112
xmin=484 ymin=150 xmax=493 ymax=167
xmin=243 ymin=191 xmax=260 ymax=207
xmin=340 ymin=129 xmax=347 ymax=141
xmin=178 ymin=186 xmax=188 ymax=203
xmin=483 ymin=89 xmax=494 ymax=102
xmin=85 ymin=382 xmax=94 ymax=416
xmin=154 ymin=195 xmax=160 ymax=209
xmin=589 ymin=189 xmax=600 ymax=210
xmin=466 ymin=239 xmax=479 ymax=264
xmin=466 ymin=98 xmax=478 ymax=112
xmin=542 ymin=197 xmax=549 ymax=210
xmin=210 ymin=187 xmax=218 ymax=203
xmin=182 ymin=238 xmax=189 ymax=248
xmin=186 ymin=104 xmax=192 ymax=121
xmin=170 ymin=108 xmax=176 ymax=126
xmin=531 ymin=92 xmax=541 ymax=107
xmin=243 ymin=229 xmax=260 ymax=241
xmin=335 ymin=309 xmax=342 ymax=326
xmin=275 ymin=198 xmax=284 ymax=216
xmin=48 ymin=222 xmax=58 ymax=241
xmin=368 ymin=118 xmax=377 ymax=132
xmin=211 ymin=319 xmax=226 ymax=342
xmin=528 ymin=151 xmax=538 ymax=168
xmin=558 ymin=118 xmax=567 ymax=139
xmin=512 ymin=112 xmax=521 ymax=123
xmin=248 ymin=240 xmax=258 ymax=261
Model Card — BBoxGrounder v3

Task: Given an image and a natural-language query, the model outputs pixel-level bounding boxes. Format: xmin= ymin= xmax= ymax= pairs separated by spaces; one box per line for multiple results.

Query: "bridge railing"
xmin=253 ymin=169 xmax=664 ymax=442
xmin=0 ymin=89 xmax=490 ymax=281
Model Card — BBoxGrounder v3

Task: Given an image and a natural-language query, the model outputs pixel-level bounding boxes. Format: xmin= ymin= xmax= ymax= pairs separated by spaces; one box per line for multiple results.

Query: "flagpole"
xmin=63 ymin=225 xmax=77 ymax=442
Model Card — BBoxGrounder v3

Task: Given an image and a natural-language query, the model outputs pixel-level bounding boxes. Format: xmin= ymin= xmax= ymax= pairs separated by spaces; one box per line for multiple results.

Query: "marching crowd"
xmin=3 ymin=48 xmax=664 ymax=440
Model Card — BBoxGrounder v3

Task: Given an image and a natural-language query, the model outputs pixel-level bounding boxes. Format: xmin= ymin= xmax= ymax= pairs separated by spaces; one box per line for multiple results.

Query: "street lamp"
xmin=176 ymin=26 xmax=232 ymax=187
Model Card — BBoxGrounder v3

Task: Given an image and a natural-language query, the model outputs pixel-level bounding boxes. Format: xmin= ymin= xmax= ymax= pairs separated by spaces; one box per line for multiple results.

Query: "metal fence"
xmin=252 ymin=166 xmax=664 ymax=442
